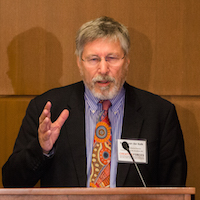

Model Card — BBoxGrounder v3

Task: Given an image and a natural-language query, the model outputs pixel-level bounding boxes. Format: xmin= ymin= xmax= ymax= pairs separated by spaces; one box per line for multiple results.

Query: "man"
xmin=2 ymin=16 xmax=187 ymax=188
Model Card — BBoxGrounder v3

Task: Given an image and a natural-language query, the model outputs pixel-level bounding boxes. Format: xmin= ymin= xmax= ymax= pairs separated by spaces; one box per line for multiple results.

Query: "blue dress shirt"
xmin=84 ymin=85 xmax=125 ymax=187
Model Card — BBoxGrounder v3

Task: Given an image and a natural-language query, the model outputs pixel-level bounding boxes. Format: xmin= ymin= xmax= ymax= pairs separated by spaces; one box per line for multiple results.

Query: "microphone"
xmin=122 ymin=141 xmax=147 ymax=187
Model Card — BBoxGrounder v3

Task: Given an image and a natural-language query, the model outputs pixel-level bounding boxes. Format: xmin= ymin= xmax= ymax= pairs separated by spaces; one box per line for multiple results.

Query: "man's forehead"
xmin=82 ymin=38 xmax=123 ymax=55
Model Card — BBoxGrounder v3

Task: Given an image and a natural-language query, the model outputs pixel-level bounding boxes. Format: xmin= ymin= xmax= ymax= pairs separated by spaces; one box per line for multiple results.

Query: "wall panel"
xmin=0 ymin=98 xmax=32 ymax=171
xmin=0 ymin=0 xmax=200 ymax=95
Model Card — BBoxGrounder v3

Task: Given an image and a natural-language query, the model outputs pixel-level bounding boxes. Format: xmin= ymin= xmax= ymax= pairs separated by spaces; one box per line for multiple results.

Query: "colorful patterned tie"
xmin=90 ymin=100 xmax=112 ymax=188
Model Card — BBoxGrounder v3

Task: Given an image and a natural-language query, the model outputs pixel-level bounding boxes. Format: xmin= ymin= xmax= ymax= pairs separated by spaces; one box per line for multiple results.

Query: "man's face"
xmin=77 ymin=38 xmax=130 ymax=100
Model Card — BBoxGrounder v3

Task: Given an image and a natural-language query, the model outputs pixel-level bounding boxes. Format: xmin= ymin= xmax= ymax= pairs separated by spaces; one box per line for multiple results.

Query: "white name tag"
xmin=117 ymin=139 xmax=148 ymax=164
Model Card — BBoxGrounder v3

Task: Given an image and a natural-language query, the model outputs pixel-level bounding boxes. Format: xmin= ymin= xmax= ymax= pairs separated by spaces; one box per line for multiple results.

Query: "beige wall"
xmin=0 ymin=0 xmax=199 ymax=198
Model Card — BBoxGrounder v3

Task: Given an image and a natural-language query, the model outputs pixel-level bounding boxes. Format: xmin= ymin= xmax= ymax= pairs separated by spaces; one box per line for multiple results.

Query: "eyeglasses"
xmin=81 ymin=54 xmax=125 ymax=66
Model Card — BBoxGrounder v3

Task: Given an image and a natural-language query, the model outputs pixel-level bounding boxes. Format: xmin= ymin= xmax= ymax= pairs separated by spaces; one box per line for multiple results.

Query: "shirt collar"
xmin=84 ymin=86 xmax=99 ymax=114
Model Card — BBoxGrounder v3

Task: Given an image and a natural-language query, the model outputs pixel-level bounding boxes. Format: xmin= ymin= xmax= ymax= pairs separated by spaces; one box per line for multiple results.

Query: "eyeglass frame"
xmin=81 ymin=53 xmax=126 ymax=66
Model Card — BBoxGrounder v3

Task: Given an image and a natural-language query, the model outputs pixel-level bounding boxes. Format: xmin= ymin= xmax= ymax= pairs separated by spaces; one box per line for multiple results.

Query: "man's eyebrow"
xmin=86 ymin=54 xmax=99 ymax=57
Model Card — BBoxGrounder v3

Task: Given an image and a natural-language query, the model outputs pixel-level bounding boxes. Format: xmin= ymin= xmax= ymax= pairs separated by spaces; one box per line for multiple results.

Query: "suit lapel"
xmin=64 ymin=82 xmax=87 ymax=186
xmin=117 ymin=83 xmax=144 ymax=186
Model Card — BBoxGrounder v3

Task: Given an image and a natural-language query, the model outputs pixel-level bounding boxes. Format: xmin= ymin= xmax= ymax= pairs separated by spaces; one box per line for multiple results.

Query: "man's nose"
xmin=98 ymin=59 xmax=109 ymax=74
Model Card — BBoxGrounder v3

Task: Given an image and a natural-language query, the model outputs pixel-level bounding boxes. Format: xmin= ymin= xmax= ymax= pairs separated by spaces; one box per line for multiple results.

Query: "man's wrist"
xmin=43 ymin=148 xmax=54 ymax=157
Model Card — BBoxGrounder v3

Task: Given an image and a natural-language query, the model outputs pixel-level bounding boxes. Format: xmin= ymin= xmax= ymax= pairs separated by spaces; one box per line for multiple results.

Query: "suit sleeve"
xmin=158 ymin=104 xmax=187 ymax=186
xmin=2 ymin=99 xmax=52 ymax=187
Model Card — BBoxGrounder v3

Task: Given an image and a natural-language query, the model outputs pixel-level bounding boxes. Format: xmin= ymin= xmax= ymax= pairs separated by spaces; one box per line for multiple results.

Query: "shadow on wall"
xmin=7 ymin=27 xmax=63 ymax=95
xmin=127 ymin=28 xmax=153 ymax=91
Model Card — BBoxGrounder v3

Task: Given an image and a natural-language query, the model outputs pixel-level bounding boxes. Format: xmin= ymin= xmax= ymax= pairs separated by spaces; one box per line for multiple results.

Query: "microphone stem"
xmin=128 ymin=149 xmax=147 ymax=187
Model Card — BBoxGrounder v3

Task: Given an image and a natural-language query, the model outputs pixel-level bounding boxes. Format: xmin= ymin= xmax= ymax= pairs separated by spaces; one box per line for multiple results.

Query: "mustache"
xmin=92 ymin=75 xmax=115 ymax=83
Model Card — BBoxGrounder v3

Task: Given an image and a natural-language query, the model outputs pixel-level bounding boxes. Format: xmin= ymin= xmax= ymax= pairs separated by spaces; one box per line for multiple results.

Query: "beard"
xmin=90 ymin=75 xmax=119 ymax=100
xmin=81 ymin=71 xmax=127 ymax=100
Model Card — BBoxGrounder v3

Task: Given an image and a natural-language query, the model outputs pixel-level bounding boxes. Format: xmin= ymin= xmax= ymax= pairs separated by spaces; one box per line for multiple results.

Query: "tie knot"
xmin=102 ymin=100 xmax=111 ymax=111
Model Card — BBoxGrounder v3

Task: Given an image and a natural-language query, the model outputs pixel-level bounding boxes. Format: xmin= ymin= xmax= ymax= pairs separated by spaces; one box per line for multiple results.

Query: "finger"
xmin=39 ymin=117 xmax=51 ymax=133
xmin=39 ymin=101 xmax=52 ymax=124
xmin=55 ymin=109 xmax=69 ymax=128
xmin=38 ymin=129 xmax=52 ymax=152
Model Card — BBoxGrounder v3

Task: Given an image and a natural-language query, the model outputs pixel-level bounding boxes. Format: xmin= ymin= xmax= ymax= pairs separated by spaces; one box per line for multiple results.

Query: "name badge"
xmin=117 ymin=139 xmax=148 ymax=164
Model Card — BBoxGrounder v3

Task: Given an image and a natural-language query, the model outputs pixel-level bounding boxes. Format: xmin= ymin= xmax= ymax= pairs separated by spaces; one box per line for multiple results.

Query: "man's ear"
xmin=126 ymin=55 xmax=130 ymax=65
xmin=125 ymin=56 xmax=130 ymax=69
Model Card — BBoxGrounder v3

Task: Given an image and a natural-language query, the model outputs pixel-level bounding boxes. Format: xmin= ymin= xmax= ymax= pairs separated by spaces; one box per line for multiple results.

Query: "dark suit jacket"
xmin=2 ymin=81 xmax=187 ymax=187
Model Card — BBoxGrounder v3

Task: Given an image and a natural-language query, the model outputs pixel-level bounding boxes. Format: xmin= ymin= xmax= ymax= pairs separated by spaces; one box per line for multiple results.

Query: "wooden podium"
xmin=0 ymin=187 xmax=195 ymax=200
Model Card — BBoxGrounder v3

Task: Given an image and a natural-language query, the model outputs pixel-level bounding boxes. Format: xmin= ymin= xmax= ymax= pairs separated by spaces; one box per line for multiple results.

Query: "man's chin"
xmin=91 ymin=86 xmax=118 ymax=100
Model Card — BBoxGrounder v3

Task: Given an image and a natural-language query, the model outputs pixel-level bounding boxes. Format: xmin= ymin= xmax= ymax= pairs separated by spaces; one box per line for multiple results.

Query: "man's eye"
xmin=87 ymin=57 xmax=99 ymax=65
xmin=108 ymin=57 xmax=117 ymax=60
xmin=89 ymin=58 xmax=99 ymax=62
xmin=106 ymin=57 xmax=118 ymax=62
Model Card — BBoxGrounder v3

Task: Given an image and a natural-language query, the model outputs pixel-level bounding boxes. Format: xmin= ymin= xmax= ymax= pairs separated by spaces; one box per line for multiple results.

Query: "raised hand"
xmin=38 ymin=101 xmax=69 ymax=154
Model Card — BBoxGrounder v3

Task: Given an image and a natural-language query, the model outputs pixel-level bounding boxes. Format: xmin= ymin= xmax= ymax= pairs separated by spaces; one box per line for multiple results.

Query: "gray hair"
xmin=75 ymin=16 xmax=130 ymax=58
